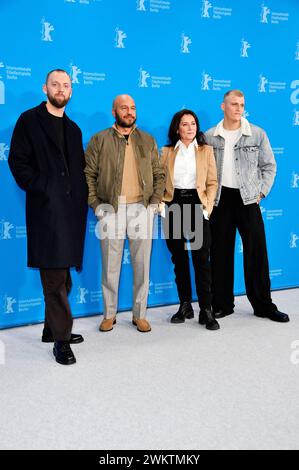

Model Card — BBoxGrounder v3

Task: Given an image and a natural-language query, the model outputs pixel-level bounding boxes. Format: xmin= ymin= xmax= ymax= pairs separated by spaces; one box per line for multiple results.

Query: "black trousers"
xmin=39 ymin=268 xmax=73 ymax=342
xmin=164 ymin=189 xmax=212 ymax=309
xmin=210 ymin=186 xmax=277 ymax=315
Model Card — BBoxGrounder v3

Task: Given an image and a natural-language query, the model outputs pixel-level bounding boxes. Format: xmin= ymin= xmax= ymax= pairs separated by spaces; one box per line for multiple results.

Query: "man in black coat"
xmin=8 ymin=69 xmax=88 ymax=365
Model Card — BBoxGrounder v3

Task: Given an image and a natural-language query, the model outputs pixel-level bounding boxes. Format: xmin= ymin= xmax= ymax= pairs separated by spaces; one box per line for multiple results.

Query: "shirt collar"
xmin=174 ymin=138 xmax=198 ymax=150
xmin=112 ymin=123 xmax=137 ymax=138
xmin=213 ymin=117 xmax=252 ymax=138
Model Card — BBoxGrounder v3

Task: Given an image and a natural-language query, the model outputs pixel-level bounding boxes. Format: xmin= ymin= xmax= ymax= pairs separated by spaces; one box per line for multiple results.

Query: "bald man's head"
xmin=112 ymin=94 xmax=134 ymax=109
xmin=112 ymin=94 xmax=137 ymax=129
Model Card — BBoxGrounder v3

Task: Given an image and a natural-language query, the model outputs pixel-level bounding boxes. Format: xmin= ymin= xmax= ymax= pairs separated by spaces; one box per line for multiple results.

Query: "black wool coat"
xmin=8 ymin=102 xmax=88 ymax=269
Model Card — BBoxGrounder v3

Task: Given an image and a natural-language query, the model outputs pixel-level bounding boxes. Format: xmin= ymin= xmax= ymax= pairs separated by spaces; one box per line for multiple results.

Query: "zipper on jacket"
xmin=113 ymin=138 xmax=124 ymax=206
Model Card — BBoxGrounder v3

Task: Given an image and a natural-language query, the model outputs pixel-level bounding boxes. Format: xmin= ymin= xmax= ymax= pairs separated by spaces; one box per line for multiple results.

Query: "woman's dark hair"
xmin=166 ymin=109 xmax=206 ymax=147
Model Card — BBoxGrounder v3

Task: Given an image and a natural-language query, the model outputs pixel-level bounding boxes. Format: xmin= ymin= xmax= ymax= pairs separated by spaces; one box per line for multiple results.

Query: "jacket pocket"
xmin=244 ymin=146 xmax=259 ymax=164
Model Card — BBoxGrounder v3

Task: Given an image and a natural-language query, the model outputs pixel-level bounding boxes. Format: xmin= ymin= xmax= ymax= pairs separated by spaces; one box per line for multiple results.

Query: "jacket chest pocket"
xmin=244 ymin=146 xmax=259 ymax=164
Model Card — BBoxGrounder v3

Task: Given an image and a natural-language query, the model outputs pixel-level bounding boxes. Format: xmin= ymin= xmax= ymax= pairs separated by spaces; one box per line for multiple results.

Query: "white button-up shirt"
xmin=173 ymin=139 xmax=197 ymax=189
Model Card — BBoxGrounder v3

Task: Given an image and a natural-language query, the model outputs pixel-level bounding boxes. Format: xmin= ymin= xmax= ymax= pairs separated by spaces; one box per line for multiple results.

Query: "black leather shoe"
xmin=42 ymin=329 xmax=84 ymax=344
xmin=254 ymin=310 xmax=290 ymax=323
xmin=198 ymin=308 xmax=220 ymax=330
xmin=213 ymin=309 xmax=234 ymax=319
xmin=53 ymin=341 xmax=76 ymax=365
xmin=170 ymin=302 xmax=194 ymax=324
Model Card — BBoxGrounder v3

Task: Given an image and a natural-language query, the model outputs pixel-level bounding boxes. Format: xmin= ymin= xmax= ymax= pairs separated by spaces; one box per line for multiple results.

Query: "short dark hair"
xmin=166 ymin=109 xmax=206 ymax=147
xmin=46 ymin=69 xmax=71 ymax=84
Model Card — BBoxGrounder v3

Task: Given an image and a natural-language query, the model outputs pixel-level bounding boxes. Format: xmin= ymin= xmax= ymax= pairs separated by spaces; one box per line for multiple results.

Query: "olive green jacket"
xmin=84 ymin=126 xmax=165 ymax=212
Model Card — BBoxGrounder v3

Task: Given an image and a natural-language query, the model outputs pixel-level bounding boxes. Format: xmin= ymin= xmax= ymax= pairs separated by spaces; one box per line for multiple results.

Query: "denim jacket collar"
xmin=213 ymin=117 xmax=252 ymax=138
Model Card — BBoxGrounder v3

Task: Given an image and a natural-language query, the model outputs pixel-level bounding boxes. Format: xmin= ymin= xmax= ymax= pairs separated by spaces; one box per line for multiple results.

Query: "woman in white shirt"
xmin=161 ymin=109 xmax=219 ymax=330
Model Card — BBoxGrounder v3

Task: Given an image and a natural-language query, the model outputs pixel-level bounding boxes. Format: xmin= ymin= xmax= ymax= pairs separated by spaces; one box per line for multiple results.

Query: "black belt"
xmin=174 ymin=188 xmax=197 ymax=197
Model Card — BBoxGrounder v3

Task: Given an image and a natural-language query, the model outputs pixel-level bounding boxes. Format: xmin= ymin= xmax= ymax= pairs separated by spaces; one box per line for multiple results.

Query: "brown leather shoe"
xmin=99 ymin=316 xmax=116 ymax=332
xmin=132 ymin=317 xmax=151 ymax=333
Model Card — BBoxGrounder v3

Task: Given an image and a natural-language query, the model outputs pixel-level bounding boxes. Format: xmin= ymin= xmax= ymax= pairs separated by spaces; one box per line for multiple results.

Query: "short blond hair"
xmin=223 ymin=89 xmax=244 ymax=101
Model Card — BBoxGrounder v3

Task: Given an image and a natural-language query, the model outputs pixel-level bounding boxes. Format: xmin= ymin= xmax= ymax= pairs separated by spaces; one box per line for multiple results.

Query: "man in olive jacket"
xmin=85 ymin=94 xmax=165 ymax=333
xmin=8 ymin=69 xmax=88 ymax=365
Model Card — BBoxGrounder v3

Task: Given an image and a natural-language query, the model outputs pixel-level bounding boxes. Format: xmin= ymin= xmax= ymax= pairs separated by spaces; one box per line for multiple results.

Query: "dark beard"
xmin=47 ymin=94 xmax=70 ymax=109
xmin=115 ymin=111 xmax=136 ymax=128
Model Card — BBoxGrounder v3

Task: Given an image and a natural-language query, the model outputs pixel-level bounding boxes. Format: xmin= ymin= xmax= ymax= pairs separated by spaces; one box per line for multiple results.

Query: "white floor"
xmin=0 ymin=288 xmax=299 ymax=450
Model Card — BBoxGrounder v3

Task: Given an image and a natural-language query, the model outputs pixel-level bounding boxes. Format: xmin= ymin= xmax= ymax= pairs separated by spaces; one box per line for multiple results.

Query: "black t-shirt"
xmin=49 ymin=113 xmax=69 ymax=168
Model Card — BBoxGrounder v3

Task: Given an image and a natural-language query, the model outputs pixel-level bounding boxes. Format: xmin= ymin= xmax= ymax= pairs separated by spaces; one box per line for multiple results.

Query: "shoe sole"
xmin=70 ymin=337 xmax=84 ymax=344
xmin=198 ymin=318 xmax=220 ymax=330
xmin=214 ymin=313 xmax=233 ymax=319
xmin=254 ymin=314 xmax=289 ymax=323
xmin=205 ymin=324 xmax=220 ymax=330
xmin=132 ymin=320 xmax=151 ymax=333
xmin=99 ymin=318 xmax=116 ymax=332
xmin=42 ymin=337 xmax=84 ymax=344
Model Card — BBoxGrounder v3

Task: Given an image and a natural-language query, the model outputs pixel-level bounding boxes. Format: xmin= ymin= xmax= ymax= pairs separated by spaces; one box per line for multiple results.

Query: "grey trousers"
xmin=99 ymin=203 xmax=154 ymax=319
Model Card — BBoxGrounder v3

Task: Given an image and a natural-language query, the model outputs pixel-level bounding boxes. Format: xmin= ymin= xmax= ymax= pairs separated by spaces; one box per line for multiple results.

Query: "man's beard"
xmin=47 ymin=93 xmax=70 ymax=109
xmin=115 ymin=111 xmax=137 ymax=128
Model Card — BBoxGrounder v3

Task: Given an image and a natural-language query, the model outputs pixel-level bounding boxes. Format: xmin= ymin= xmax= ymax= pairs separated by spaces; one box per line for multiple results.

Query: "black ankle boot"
xmin=171 ymin=302 xmax=194 ymax=324
xmin=198 ymin=308 xmax=220 ymax=330
xmin=53 ymin=341 xmax=76 ymax=365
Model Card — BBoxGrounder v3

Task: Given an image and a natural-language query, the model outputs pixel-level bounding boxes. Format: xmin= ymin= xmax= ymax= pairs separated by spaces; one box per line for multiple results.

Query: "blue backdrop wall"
xmin=0 ymin=0 xmax=298 ymax=328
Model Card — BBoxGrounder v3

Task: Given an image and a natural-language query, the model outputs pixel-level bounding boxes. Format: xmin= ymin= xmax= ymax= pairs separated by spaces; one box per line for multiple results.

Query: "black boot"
xmin=42 ymin=328 xmax=84 ymax=344
xmin=171 ymin=302 xmax=194 ymax=324
xmin=53 ymin=341 xmax=76 ymax=365
xmin=198 ymin=308 xmax=220 ymax=330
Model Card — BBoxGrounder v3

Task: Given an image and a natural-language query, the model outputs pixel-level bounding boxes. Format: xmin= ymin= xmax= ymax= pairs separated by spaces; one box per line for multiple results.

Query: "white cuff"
xmin=159 ymin=202 xmax=166 ymax=218
xmin=203 ymin=209 xmax=209 ymax=220
xmin=95 ymin=205 xmax=105 ymax=218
